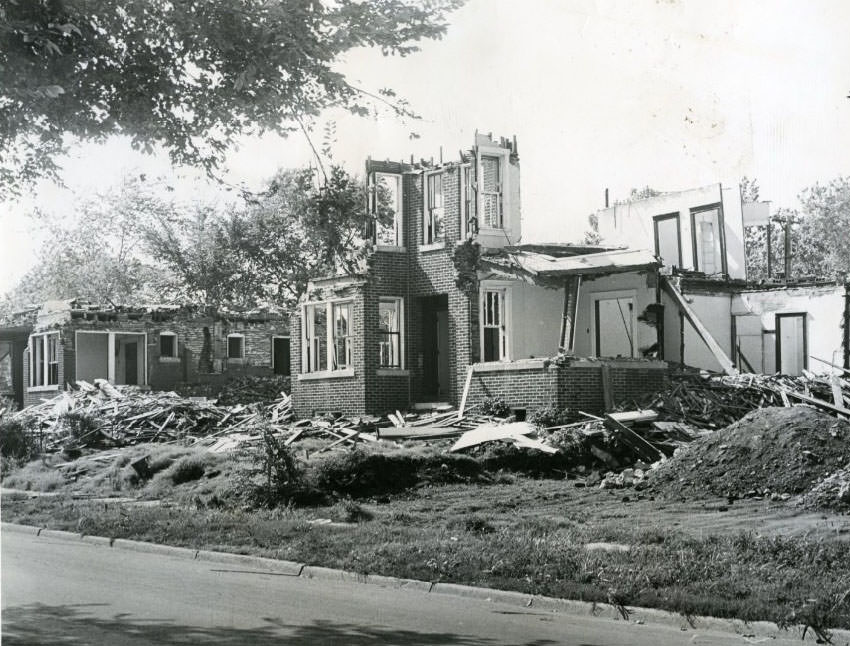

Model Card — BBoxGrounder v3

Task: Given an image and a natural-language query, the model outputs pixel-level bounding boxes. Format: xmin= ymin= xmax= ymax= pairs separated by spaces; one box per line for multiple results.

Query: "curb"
xmin=4 ymin=521 xmax=847 ymax=641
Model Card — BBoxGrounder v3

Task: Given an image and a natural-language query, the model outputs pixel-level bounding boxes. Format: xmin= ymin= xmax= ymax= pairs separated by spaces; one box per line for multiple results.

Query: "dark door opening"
xmin=421 ymin=294 xmax=449 ymax=399
xmin=124 ymin=342 xmax=138 ymax=385
xmin=273 ymin=337 xmax=291 ymax=376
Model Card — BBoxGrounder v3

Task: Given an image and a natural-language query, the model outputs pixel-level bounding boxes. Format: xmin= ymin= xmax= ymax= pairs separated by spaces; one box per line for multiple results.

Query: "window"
xmin=460 ymin=165 xmax=474 ymax=238
xmin=691 ymin=206 xmax=725 ymax=275
xmin=29 ymin=332 xmax=59 ymax=388
xmin=272 ymin=337 xmax=291 ymax=376
xmin=480 ymin=155 xmax=502 ymax=228
xmin=482 ymin=289 xmax=507 ymax=362
xmin=332 ymin=302 xmax=353 ymax=370
xmin=776 ymin=313 xmax=807 ymax=376
xmin=304 ymin=303 xmax=328 ymax=373
xmin=370 ymin=172 xmax=402 ymax=246
xmin=423 ymin=172 xmax=444 ymax=245
xmin=227 ymin=334 xmax=245 ymax=360
xmin=653 ymin=213 xmax=681 ymax=268
xmin=378 ymin=298 xmax=404 ymax=368
xmin=159 ymin=332 xmax=177 ymax=358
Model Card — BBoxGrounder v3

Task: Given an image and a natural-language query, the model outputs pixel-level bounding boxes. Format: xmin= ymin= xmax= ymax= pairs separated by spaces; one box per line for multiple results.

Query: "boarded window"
xmin=482 ymin=290 xmax=506 ymax=361
xmin=227 ymin=335 xmax=244 ymax=360
xmin=481 ymin=155 xmax=502 ymax=228
xmin=692 ymin=208 xmax=723 ymax=274
xmin=159 ymin=333 xmax=177 ymax=358
xmin=653 ymin=214 xmax=680 ymax=268
xmin=379 ymin=298 xmax=402 ymax=368
xmin=424 ymin=173 xmax=444 ymax=244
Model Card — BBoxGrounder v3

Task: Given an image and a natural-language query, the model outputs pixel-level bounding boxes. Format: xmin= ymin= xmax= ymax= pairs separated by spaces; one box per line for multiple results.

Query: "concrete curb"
xmin=3 ymin=521 xmax=847 ymax=641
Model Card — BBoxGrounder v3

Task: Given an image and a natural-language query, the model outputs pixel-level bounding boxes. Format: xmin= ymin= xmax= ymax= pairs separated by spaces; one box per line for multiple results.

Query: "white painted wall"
xmin=595 ymin=184 xmax=747 ymax=279
xmin=573 ymin=272 xmax=658 ymax=358
xmin=681 ymin=293 xmax=732 ymax=372
xmin=509 ymin=281 xmax=562 ymax=359
xmin=76 ymin=332 xmax=108 ymax=382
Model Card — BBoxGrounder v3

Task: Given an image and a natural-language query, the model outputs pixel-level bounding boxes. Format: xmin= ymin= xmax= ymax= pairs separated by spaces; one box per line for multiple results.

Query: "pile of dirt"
xmin=799 ymin=465 xmax=850 ymax=512
xmin=645 ymin=406 xmax=850 ymax=500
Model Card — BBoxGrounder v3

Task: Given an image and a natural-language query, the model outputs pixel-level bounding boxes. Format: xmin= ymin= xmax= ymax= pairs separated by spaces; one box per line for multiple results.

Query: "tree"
xmin=0 ymin=177 xmax=172 ymax=313
xmin=142 ymin=165 xmax=373 ymax=309
xmin=0 ymin=0 xmax=463 ymax=195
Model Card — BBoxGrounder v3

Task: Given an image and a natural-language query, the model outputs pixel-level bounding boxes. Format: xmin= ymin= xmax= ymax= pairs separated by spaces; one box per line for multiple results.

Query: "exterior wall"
xmin=596 ymin=184 xmax=747 ymax=279
xmin=573 ymin=271 xmax=659 ymax=358
xmin=465 ymin=358 xmax=669 ymax=415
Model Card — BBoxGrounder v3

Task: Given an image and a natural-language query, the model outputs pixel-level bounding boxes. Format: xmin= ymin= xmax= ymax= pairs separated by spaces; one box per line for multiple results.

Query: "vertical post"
xmin=844 ymin=283 xmax=850 ymax=370
xmin=765 ymin=222 xmax=772 ymax=280
xmin=783 ymin=218 xmax=792 ymax=282
xmin=107 ymin=332 xmax=115 ymax=383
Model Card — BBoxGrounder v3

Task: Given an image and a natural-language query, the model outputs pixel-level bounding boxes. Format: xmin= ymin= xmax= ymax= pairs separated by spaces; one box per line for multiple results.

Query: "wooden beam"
xmin=457 ymin=365 xmax=474 ymax=420
xmin=661 ymin=277 xmax=738 ymax=376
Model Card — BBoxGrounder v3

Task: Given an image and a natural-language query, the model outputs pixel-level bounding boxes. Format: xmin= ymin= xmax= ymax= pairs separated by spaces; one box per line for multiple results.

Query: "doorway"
xmin=272 ymin=337 xmax=291 ymax=376
xmin=594 ymin=295 xmax=635 ymax=358
xmin=420 ymin=294 xmax=449 ymax=399
xmin=776 ymin=313 xmax=807 ymax=376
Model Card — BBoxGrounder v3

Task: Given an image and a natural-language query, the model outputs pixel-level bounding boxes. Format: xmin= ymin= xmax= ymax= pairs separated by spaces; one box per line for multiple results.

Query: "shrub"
xmin=478 ymin=397 xmax=511 ymax=418
xmin=0 ymin=418 xmax=36 ymax=464
xmin=329 ymin=498 xmax=373 ymax=523
xmin=529 ymin=404 xmax=578 ymax=429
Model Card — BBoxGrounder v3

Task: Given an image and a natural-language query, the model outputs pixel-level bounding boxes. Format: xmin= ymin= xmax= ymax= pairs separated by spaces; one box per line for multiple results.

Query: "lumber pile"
xmin=619 ymin=370 xmax=850 ymax=429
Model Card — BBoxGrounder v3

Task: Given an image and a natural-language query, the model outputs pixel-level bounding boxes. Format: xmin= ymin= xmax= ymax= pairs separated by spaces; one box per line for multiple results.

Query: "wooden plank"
xmin=607 ymin=409 xmax=658 ymax=425
xmin=600 ymin=364 xmax=615 ymax=412
xmin=603 ymin=414 xmax=665 ymax=463
xmin=457 ymin=365 xmax=474 ymax=420
xmin=831 ymin=374 xmax=844 ymax=408
xmin=661 ymin=278 xmax=738 ymax=376
xmin=785 ymin=389 xmax=850 ymax=416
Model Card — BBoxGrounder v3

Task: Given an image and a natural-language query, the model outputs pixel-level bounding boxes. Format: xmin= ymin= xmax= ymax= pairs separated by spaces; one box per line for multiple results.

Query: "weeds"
xmin=0 ymin=418 xmax=36 ymax=465
xmin=477 ymin=397 xmax=511 ymax=418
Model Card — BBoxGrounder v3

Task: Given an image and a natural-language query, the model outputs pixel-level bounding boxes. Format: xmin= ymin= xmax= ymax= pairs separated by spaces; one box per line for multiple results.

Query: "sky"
xmin=2 ymin=0 xmax=849 ymax=294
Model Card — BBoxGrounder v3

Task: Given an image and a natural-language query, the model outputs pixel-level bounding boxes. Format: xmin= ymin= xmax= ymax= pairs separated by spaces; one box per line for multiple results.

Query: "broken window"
xmin=332 ymin=302 xmax=353 ymax=370
xmin=776 ymin=313 xmax=807 ymax=376
xmin=482 ymin=289 xmax=507 ymax=362
xmin=227 ymin=334 xmax=245 ymax=360
xmin=159 ymin=332 xmax=177 ymax=358
xmin=303 ymin=303 xmax=328 ymax=373
xmin=370 ymin=172 xmax=402 ymax=246
xmin=379 ymin=298 xmax=403 ymax=368
xmin=424 ymin=172 xmax=444 ymax=245
xmin=653 ymin=213 xmax=681 ymax=268
xmin=480 ymin=155 xmax=502 ymax=228
xmin=460 ymin=165 xmax=474 ymax=238
xmin=691 ymin=207 xmax=724 ymax=275
xmin=29 ymin=332 xmax=59 ymax=388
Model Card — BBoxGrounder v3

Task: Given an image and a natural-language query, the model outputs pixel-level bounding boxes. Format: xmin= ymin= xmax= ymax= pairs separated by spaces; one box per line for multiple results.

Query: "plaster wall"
xmin=75 ymin=332 xmax=108 ymax=382
xmin=680 ymin=293 xmax=733 ymax=373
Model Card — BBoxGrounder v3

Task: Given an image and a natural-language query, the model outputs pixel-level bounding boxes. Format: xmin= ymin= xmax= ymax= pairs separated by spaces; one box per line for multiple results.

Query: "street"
xmin=0 ymin=528 xmax=810 ymax=645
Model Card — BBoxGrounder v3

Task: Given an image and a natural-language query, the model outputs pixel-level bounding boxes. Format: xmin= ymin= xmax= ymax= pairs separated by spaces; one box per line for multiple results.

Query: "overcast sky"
xmin=2 ymin=0 xmax=849 ymax=294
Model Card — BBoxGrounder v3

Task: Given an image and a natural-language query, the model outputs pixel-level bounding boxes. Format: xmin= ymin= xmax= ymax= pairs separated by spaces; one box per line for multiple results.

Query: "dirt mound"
xmin=799 ymin=465 xmax=850 ymax=512
xmin=645 ymin=406 xmax=850 ymax=500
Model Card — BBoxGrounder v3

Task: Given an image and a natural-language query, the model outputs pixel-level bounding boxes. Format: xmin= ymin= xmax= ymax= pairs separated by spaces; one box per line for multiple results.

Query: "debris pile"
xmin=623 ymin=371 xmax=850 ymax=429
xmin=644 ymin=406 xmax=850 ymax=500
xmin=799 ymin=466 xmax=850 ymax=512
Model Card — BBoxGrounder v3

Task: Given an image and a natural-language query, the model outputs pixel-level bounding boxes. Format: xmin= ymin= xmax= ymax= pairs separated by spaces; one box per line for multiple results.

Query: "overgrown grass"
xmin=4 ymin=479 xmax=850 ymax=631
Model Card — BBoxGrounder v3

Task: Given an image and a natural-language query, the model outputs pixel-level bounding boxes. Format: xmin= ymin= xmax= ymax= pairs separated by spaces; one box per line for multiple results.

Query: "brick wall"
xmin=465 ymin=359 xmax=669 ymax=416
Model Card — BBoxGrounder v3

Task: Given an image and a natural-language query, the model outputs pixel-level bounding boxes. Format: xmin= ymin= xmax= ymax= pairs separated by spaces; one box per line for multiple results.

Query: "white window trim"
xmin=28 ymin=331 xmax=61 ymax=390
xmin=226 ymin=333 xmax=246 ymax=361
xmin=301 ymin=299 xmax=355 ymax=375
xmin=423 ymin=170 xmax=444 ymax=245
xmin=159 ymin=331 xmax=179 ymax=361
xmin=590 ymin=289 xmax=639 ymax=358
xmin=479 ymin=282 xmax=512 ymax=363
xmin=378 ymin=297 xmax=405 ymax=370
xmin=369 ymin=171 xmax=403 ymax=247
xmin=476 ymin=146 xmax=511 ymax=232
xmin=460 ymin=163 xmax=473 ymax=239
xmin=73 ymin=330 xmax=148 ymax=385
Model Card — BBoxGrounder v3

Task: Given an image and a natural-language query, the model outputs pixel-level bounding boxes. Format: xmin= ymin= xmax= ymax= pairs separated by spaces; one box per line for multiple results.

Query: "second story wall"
xmin=596 ymin=183 xmax=746 ymax=279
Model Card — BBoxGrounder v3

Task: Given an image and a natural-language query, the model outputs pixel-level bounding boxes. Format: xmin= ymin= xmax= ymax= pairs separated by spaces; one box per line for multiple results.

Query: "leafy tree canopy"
xmin=0 ymin=0 xmax=463 ymax=195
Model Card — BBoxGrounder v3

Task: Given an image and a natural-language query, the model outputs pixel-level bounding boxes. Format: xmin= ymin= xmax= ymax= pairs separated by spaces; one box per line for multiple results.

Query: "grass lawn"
xmin=3 ymin=443 xmax=850 ymax=633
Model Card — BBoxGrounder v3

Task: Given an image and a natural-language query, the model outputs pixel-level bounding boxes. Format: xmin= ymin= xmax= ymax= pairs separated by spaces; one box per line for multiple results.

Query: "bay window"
xmin=29 ymin=332 xmax=60 ymax=388
xmin=302 ymin=300 xmax=354 ymax=374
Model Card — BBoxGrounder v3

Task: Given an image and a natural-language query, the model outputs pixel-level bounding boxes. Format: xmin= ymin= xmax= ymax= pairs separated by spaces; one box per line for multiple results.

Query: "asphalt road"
xmin=0 ymin=529 xmax=811 ymax=645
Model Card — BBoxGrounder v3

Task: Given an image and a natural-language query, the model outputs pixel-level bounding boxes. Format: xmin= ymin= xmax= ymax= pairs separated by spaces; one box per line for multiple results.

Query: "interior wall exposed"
xmin=75 ymin=332 xmax=109 ymax=382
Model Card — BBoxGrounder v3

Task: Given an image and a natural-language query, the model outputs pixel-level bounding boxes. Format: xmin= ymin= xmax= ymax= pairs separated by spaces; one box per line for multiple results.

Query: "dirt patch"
xmin=645 ymin=406 xmax=850 ymax=500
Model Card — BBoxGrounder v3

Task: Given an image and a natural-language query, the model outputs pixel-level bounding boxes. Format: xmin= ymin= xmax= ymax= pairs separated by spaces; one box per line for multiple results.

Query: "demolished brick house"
xmin=1 ymin=300 xmax=290 ymax=408
xmin=290 ymin=134 xmax=850 ymax=418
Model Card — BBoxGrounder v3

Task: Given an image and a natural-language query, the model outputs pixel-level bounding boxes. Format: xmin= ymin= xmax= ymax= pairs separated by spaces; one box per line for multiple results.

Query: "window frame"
xmin=476 ymin=146 xmax=511 ymax=233
xmin=775 ymin=312 xmax=808 ymax=375
xmin=652 ymin=212 xmax=682 ymax=269
xmin=689 ymin=203 xmax=728 ymax=275
xmin=479 ymin=285 xmax=511 ymax=362
xmin=226 ymin=333 xmax=245 ymax=361
xmin=423 ymin=170 xmax=444 ymax=246
xmin=460 ymin=163 xmax=474 ymax=239
xmin=29 ymin=332 xmax=60 ymax=390
xmin=591 ymin=290 xmax=638 ymax=359
xmin=369 ymin=171 xmax=403 ymax=247
xmin=301 ymin=299 xmax=356 ymax=375
xmin=378 ymin=297 xmax=405 ymax=369
xmin=271 ymin=335 xmax=291 ymax=376
xmin=331 ymin=301 xmax=353 ymax=370
xmin=159 ymin=331 xmax=178 ymax=360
